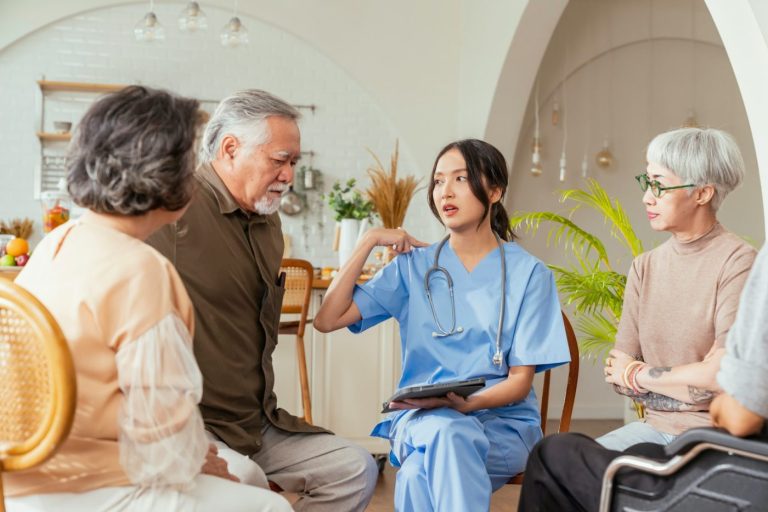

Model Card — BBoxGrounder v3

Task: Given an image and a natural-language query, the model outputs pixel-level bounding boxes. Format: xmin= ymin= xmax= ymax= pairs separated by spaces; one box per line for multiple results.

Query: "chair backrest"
xmin=0 ymin=278 xmax=76 ymax=506
xmin=279 ymin=259 xmax=314 ymax=337
xmin=539 ymin=311 xmax=580 ymax=435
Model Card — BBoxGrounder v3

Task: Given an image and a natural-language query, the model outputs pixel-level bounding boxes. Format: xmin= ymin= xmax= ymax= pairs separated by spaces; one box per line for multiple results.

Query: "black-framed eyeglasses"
xmin=635 ymin=174 xmax=696 ymax=198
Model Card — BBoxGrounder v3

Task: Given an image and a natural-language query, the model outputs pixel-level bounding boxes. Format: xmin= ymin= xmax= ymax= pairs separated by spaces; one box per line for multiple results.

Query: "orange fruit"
xmin=6 ymin=238 xmax=29 ymax=257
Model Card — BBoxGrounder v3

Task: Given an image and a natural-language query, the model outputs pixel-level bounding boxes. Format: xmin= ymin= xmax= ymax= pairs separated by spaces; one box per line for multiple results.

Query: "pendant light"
xmin=595 ymin=139 xmax=613 ymax=169
xmin=178 ymin=1 xmax=208 ymax=32
xmin=531 ymin=82 xmax=543 ymax=177
xmin=134 ymin=0 xmax=165 ymax=42
xmin=221 ymin=0 xmax=249 ymax=48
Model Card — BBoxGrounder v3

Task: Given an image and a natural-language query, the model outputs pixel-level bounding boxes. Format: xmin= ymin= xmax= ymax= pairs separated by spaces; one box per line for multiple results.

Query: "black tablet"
xmin=381 ymin=377 xmax=486 ymax=413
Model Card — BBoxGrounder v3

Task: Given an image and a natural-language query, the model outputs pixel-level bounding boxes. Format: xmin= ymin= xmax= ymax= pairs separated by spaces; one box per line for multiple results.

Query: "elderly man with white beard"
xmin=148 ymin=89 xmax=378 ymax=512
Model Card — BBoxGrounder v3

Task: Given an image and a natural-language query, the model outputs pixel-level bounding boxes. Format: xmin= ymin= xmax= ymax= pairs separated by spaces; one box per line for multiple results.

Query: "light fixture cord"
xmin=534 ymin=80 xmax=540 ymax=140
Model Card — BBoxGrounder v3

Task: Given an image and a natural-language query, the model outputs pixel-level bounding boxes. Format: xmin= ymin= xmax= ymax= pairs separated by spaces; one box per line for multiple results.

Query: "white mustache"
xmin=268 ymin=184 xmax=289 ymax=194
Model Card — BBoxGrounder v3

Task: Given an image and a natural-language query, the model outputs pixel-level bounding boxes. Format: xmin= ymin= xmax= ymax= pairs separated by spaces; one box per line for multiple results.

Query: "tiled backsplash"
xmin=0 ymin=2 xmax=436 ymax=267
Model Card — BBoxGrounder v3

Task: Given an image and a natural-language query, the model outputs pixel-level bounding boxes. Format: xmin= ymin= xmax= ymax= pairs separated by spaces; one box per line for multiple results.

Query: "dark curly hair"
xmin=66 ymin=85 xmax=201 ymax=215
xmin=428 ymin=139 xmax=516 ymax=241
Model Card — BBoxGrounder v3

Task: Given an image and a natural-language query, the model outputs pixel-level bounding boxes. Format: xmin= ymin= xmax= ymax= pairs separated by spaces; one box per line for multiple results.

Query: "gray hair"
xmin=200 ymin=89 xmax=300 ymax=162
xmin=646 ymin=127 xmax=745 ymax=211
xmin=67 ymin=86 xmax=201 ymax=215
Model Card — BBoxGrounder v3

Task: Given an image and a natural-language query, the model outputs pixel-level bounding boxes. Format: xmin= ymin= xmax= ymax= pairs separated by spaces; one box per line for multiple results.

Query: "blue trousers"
xmin=388 ymin=408 xmax=532 ymax=512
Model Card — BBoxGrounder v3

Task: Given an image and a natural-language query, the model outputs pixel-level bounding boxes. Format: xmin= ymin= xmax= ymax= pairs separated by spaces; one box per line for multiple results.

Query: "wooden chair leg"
xmin=295 ymin=334 xmax=313 ymax=425
xmin=1 ymin=473 xmax=6 ymax=512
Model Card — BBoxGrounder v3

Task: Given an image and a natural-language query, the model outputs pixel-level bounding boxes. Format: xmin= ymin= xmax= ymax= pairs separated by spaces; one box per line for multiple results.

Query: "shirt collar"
xmin=196 ymin=162 xmax=268 ymax=223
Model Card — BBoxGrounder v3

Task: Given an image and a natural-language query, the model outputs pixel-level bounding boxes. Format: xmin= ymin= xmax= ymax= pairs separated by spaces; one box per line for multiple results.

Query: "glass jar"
xmin=41 ymin=190 xmax=72 ymax=233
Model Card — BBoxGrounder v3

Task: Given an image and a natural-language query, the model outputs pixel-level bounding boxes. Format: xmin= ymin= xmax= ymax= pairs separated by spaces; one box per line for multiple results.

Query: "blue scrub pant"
xmin=389 ymin=408 xmax=529 ymax=512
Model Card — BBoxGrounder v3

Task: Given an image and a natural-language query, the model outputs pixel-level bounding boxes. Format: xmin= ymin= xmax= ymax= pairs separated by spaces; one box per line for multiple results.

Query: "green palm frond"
xmin=510 ymin=211 xmax=610 ymax=268
xmin=549 ymin=266 xmax=625 ymax=319
xmin=560 ymin=179 xmax=644 ymax=258
xmin=510 ymin=179 xmax=645 ymax=359
xmin=575 ymin=313 xmax=618 ymax=361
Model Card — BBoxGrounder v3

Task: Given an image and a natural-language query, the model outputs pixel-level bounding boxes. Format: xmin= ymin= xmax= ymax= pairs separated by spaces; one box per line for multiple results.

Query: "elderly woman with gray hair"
xmin=598 ymin=127 xmax=757 ymax=451
xmin=5 ymin=86 xmax=291 ymax=512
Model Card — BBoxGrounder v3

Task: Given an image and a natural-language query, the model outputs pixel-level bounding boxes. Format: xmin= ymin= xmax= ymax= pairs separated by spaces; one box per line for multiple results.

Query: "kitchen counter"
xmin=0 ymin=267 xmax=21 ymax=281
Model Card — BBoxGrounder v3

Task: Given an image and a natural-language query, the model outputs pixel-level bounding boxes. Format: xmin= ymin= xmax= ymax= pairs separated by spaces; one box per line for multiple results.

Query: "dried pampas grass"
xmin=366 ymin=140 xmax=421 ymax=229
xmin=0 ymin=218 xmax=34 ymax=239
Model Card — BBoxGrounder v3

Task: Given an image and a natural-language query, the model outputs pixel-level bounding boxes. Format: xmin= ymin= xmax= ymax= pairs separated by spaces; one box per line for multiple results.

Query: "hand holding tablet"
xmin=381 ymin=378 xmax=485 ymax=413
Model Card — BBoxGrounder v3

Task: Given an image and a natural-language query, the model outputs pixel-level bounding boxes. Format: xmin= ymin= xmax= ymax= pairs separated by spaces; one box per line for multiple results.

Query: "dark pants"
xmin=518 ymin=433 xmax=669 ymax=512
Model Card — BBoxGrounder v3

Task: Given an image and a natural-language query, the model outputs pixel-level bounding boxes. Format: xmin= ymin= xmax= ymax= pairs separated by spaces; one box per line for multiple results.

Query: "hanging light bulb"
xmin=178 ymin=1 xmax=208 ymax=32
xmin=595 ymin=139 xmax=614 ymax=169
xmin=221 ymin=1 xmax=248 ymax=48
xmin=581 ymin=153 xmax=589 ymax=178
xmin=221 ymin=16 xmax=249 ymax=47
xmin=682 ymin=109 xmax=699 ymax=128
xmin=551 ymin=101 xmax=560 ymax=126
xmin=134 ymin=0 xmax=165 ymax=42
xmin=530 ymin=81 xmax=543 ymax=177
xmin=559 ymin=152 xmax=567 ymax=182
xmin=531 ymin=148 xmax=543 ymax=177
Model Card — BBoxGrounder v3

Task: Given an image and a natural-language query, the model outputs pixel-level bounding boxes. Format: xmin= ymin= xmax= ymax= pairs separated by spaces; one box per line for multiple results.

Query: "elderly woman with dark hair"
xmin=5 ymin=86 xmax=291 ymax=512
xmin=598 ymin=127 xmax=757 ymax=450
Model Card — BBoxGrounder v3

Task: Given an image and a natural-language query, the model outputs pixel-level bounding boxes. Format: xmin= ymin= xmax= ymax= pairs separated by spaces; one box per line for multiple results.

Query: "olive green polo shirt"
xmin=148 ymin=162 xmax=326 ymax=456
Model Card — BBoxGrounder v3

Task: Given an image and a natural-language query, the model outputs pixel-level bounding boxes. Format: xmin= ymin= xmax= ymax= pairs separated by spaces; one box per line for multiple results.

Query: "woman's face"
xmin=642 ymin=160 xmax=699 ymax=233
xmin=432 ymin=148 xmax=499 ymax=234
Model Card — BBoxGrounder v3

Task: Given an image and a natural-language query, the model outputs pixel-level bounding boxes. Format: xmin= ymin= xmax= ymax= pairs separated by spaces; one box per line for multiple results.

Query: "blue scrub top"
xmin=350 ymin=240 xmax=571 ymax=438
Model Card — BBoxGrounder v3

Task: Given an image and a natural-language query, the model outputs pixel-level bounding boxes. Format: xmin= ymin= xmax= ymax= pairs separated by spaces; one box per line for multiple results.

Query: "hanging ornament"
xmin=551 ymin=101 xmax=561 ymax=126
xmin=682 ymin=109 xmax=699 ymax=128
xmin=581 ymin=153 xmax=589 ymax=178
xmin=595 ymin=139 xmax=613 ymax=169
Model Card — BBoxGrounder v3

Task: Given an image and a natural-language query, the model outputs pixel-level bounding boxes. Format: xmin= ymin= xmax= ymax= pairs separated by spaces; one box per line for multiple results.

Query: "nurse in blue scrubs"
xmin=314 ymin=139 xmax=570 ymax=512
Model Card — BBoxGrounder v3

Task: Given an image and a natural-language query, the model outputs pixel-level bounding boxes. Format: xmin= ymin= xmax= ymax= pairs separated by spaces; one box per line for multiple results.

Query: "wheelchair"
xmin=599 ymin=427 xmax=768 ymax=511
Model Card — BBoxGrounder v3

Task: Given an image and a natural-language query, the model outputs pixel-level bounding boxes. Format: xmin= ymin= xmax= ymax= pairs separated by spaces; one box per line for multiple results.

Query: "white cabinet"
xmin=272 ymin=289 xmax=401 ymax=453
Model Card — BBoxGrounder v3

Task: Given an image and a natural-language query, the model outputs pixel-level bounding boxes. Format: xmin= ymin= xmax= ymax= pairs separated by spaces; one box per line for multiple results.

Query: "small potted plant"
xmin=325 ymin=178 xmax=375 ymax=267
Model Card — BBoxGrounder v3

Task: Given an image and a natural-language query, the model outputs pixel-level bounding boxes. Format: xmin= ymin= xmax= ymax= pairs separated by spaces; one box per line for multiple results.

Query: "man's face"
xmin=231 ymin=116 xmax=300 ymax=214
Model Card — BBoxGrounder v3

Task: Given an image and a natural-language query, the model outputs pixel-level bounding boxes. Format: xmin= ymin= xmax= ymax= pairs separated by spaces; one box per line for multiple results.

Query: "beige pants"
xmin=5 ymin=474 xmax=292 ymax=512
xmin=206 ymin=424 xmax=378 ymax=512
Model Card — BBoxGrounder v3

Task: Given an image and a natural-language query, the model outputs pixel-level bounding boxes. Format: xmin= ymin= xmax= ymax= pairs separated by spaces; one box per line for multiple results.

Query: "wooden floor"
xmin=363 ymin=419 xmax=622 ymax=512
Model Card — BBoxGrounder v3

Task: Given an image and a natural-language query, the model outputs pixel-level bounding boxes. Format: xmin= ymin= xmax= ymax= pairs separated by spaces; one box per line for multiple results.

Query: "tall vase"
xmin=338 ymin=218 xmax=369 ymax=268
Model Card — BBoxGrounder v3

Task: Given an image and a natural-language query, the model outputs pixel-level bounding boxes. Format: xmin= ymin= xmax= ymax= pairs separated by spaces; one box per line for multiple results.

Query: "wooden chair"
xmin=278 ymin=258 xmax=314 ymax=425
xmin=0 ymin=279 xmax=76 ymax=511
xmin=508 ymin=310 xmax=580 ymax=485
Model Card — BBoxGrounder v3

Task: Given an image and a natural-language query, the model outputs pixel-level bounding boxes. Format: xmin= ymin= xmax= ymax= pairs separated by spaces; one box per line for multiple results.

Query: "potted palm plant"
xmin=510 ymin=179 xmax=643 ymax=359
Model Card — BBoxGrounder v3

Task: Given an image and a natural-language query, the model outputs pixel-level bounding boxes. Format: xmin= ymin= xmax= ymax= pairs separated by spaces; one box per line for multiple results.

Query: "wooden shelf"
xmin=37 ymin=80 xmax=126 ymax=93
xmin=37 ymin=131 xmax=71 ymax=142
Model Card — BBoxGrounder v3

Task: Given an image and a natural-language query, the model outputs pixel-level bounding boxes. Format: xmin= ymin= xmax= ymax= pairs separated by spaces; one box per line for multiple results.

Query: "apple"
xmin=14 ymin=254 xmax=30 ymax=267
xmin=0 ymin=254 xmax=15 ymax=266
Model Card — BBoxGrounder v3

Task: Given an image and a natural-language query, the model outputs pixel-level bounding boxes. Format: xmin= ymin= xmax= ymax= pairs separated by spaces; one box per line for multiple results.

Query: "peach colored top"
xmin=6 ymin=218 xmax=207 ymax=496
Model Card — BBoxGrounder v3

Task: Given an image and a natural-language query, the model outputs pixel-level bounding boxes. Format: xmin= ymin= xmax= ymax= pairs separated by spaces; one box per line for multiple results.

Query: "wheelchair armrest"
xmin=664 ymin=427 xmax=768 ymax=458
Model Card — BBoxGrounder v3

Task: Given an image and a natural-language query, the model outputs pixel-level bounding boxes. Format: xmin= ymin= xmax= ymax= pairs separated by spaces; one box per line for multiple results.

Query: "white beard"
xmin=253 ymin=196 xmax=281 ymax=215
xmin=253 ymin=184 xmax=288 ymax=215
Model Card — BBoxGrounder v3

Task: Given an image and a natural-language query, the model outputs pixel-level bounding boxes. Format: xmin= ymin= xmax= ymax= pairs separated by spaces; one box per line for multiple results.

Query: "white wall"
xmin=0 ymin=2 xmax=438 ymax=265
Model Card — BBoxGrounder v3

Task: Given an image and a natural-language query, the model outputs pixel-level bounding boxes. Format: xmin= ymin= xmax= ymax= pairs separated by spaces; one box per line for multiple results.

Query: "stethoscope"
xmin=424 ymin=233 xmax=506 ymax=367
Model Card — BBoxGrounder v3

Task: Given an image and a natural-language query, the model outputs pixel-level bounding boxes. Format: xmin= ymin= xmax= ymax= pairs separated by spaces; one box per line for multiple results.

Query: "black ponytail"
xmin=428 ymin=139 xmax=516 ymax=241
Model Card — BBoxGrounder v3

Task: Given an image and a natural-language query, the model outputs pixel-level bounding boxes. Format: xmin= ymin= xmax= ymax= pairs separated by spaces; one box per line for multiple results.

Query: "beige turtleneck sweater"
xmin=615 ymin=223 xmax=756 ymax=435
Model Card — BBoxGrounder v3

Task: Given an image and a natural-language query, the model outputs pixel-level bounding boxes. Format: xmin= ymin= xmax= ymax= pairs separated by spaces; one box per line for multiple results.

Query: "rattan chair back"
xmin=0 ymin=279 xmax=76 ymax=511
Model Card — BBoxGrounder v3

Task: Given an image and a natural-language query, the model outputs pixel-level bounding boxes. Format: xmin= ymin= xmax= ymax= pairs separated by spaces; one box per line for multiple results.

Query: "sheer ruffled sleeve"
xmin=115 ymin=313 xmax=208 ymax=488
